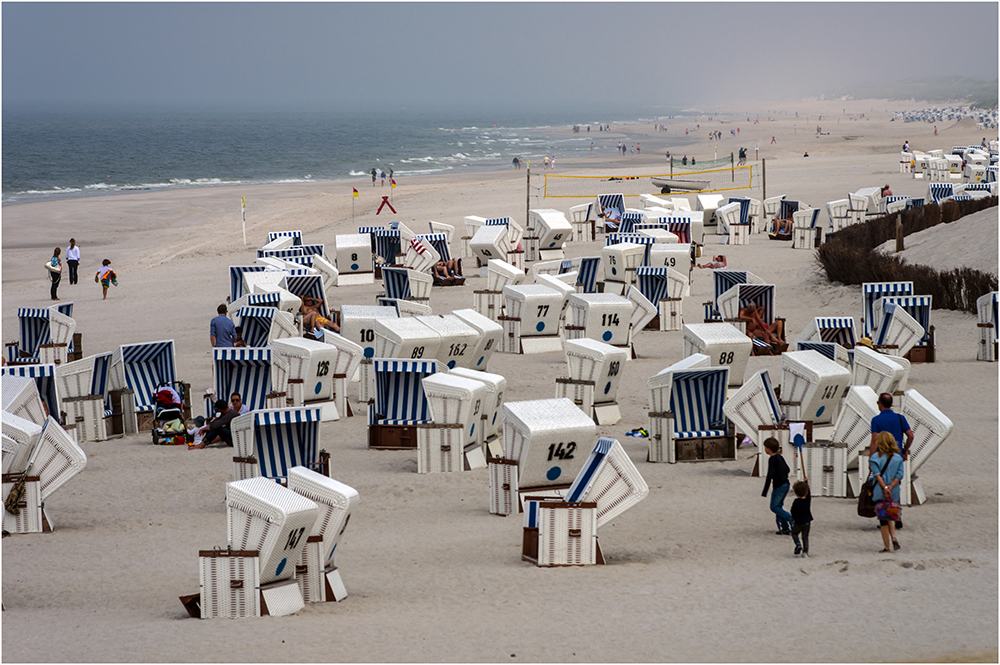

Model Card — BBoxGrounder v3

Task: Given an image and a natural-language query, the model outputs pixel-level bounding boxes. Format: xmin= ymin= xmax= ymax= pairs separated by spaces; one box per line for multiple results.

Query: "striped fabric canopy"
xmin=414 ymin=233 xmax=450 ymax=262
xmin=358 ymin=226 xmax=386 ymax=234
xmin=636 ymin=267 xmax=675 ymax=304
xmin=14 ymin=306 xmax=75 ymax=360
xmin=713 ymin=270 xmax=761 ymax=310
xmin=268 ymin=231 xmax=302 ymax=246
xmin=484 ymin=217 xmax=512 ymax=226
xmin=252 ymin=407 xmax=321 ymax=481
xmin=374 ymin=229 xmax=401 ymax=263
xmin=242 ymin=292 xmax=282 ymax=308
xmin=876 ymin=295 xmax=932 ymax=343
xmin=635 ymin=219 xmax=692 ymax=244
xmin=723 ymin=283 xmax=775 ymax=324
xmin=779 ymin=199 xmax=800 ymax=220
xmin=214 ymin=348 xmax=273 ymax=411
xmin=795 ymin=341 xmax=843 ymax=363
xmin=564 ymin=436 xmax=615 ymax=503
xmin=53 ymin=302 xmax=76 ymax=354
xmin=382 ymin=268 xmax=413 ymax=300
xmin=728 ymin=197 xmax=752 ymax=224
xmin=814 ymin=317 xmax=857 ymax=347
xmin=862 ymin=281 xmax=913 ymax=337
xmin=230 ymin=265 xmax=268 ymax=302
xmin=907 ymin=198 xmax=925 ymax=209
xmin=117 ymin=341 xmax=177 ymax=411
xmin=372 ymin=359 xmax=438 ymax=424
xmin=280 ymin=274 xmax=328 ymax=317
xmin=1 ymin=363 xmax=60 ymax=418
xmin=236 ymin=307 xmax=287 ymax=348
xmin=256 ymin=244 xmax=324 ymax=260
xmin=668 ymin=368 xmax=729 ymax=438
xmin=618 ymin=212 xmax=643 ymax=235
xmin=575 ymin=257 xmax=601 ymax=294
xmin=927 ymin=183 xmax=954 ymax=203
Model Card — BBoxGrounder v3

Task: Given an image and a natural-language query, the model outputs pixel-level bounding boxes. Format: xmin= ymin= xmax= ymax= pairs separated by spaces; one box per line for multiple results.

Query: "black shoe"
xmin=794 ymin=544 xmax=802 ymax=556
xmin=895 ymin=520 xmax=903 ymax=529
xmin=776 ymin=529 xmax=791 ymax=535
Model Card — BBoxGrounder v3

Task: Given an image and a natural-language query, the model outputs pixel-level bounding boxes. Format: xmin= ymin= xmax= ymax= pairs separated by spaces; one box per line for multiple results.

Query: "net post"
xmin=762 ymin=159 xmax=767 ymax=200
xmin=731 ymin=153 xmax=734 ymax=182
xmin=526 ymin=164 xmax=531 ymax=225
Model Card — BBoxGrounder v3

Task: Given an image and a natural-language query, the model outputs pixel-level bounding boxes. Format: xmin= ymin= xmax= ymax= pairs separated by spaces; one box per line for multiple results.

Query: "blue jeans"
xmin=769 ymin=483 xmax=793 ymax=531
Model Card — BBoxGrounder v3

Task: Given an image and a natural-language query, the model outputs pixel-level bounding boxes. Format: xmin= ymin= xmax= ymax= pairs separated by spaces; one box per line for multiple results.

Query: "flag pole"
xmin=241 ymin=196 xmax=246 ymax=245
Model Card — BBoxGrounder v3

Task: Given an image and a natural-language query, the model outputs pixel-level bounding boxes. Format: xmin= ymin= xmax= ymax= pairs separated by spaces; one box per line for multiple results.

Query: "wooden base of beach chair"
xmin=63 ymin=395 xmax=107 ymax=441
xmin=464 ymin=442 xmax=487 ymax=470
xmin=673 ymin=436 xmax=735 ymax=463
xmin=368 ymin=423 xmax=418 ymax=450
xmin=728 ymin=225 xmax=750 ymax=245
xmin=905 ymin=344 xmax=935 ymax=363
xmin=657 ymin=299 xmax=683 ymax=331
xmin=791 ymin=227 xmax=822 ymax=250
xmin=506 ymin=250 xmax=525 ymax=272
xmin=976 ymin=324 xmax=996 ymax=361
xmin=108 ymin=389 xmax=136 ymax=436
xmin=68 ymin=333 xmax=83 ymax=362
xmin=137 ymin=411 xmax=155 ymax=432
xmin=38 ymin=343 xmax=68 ymax=366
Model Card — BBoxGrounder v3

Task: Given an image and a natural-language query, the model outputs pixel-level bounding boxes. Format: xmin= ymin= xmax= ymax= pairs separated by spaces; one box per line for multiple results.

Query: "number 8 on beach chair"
xmin=648 ymin=363 xmax=730 ymax=463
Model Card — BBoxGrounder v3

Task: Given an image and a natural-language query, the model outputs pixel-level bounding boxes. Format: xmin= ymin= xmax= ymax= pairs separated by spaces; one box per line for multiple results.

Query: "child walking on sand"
xmin=790 ymin=480 xmax=812 ymax=557
xmin=95 ymin=259 xmax=117 ymax=300
xmin=761 ymin=437 xmax=793 ymax=534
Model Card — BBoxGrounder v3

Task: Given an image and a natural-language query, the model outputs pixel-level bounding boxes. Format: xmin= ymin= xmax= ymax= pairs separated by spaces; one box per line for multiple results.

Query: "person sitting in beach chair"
xmin=697 ymin=255 xmax=727 ymax=270
xmin=739 ymin=303 xmax=787 ymax=355
xmin=432 ymin=258 xmax=463 ymax=282
xmin=300 ymin=295 xmax=340 ymax=334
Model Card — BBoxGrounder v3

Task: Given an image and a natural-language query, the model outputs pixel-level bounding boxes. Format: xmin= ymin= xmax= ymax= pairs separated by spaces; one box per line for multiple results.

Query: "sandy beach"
xmin=2 ymin=98 xmax=997 ymax=663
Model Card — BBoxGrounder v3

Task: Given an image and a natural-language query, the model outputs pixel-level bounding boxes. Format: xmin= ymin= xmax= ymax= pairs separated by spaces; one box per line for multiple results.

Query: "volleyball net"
xmin=542 ymin=163 xmax=758 ymax=199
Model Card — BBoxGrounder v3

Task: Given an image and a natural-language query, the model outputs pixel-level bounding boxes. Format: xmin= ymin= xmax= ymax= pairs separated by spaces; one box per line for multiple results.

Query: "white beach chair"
xmin=871 ymin=299 xmax=925 ymax=357
xmin=714 ymin=202 xmax=741 ymax=237
xmin=266 ymin=230 xmax=302 ymax=246
xmin=7 ymin=305 xmax=76 ymax=365
xmin=419 ymin=373 xmax=488 ymax=472
xmin=367 ymin=359 xmax=439 ymax=449
xmin=794 ymin=341 xmax=852 ymax=371
xmin=487 ymin=259 xmax=525 ymax=292
xmin=225 ymin=477 xmax=318 ymax=616
xmin=231 ymin=406 xmax=323 ymax=482
xmin=695 ymin=194 xmax=725 ymax=227
xmin=779 ymin=350 xmax=851 ymax=424
xmin=335 ymin=233 xmax=375 ymax=285
xmin=374 ymin=316 xmax=441 ymax=362
xmin=3 ymin=374 xmax=49 ymax=426
xmin=682 ymin=323 xmax=753 ymax=387
xmin=500 ymin=284 xmax=565 ymax=354
xmin=286 ymin=467 xmax=357 ymax=603
xmin=413 ymin=314 xmax=481 ymax=370
xmin=795 ymin=317 xmax=858 ymax=349
xmin=647 ymin=363 xmax=731 ymax=463
xmin=269 ymin=338 xmax=344 ymax=421
xmin=377 ymin=297 xmax=433 ymax=318
xmin=381 ymin=267 xmax=432 ymax=304
xmin=527 ymin=209 xmax=572 ymax=261
xmin=449 ymin=367 xmax=507 ymax=458
xmin=826 ymin=199 xmax=851 ymax=234
xmin=317 ymin=333 xmax=365 ymax=418
xmin=624 ymin=285 xmax=659 ymax=340
xmin=501 ymin=398 xmax=597 ymax=500
xmin=535 ymin=274 xmax=578 ymax=327
xmin=557 ymin=338 xmax=629 ymax=425
xmin=565 ymin=293 xmax=633 ymax=347
xmin=470 ymin=225 xmax=511 ymax=271
xmin=450 ymin=309 xmax=503 ymax=372
xmin=402 ymin=237 xmax=441 ymax=273
xmin=763 ymin=195 xmax=785 ymax=221
xmin=235 ymin=307 xmax=297 ymax=347
xmin=791 ymin=208 xmax=823 ymax=249
xmin=852 ymin=346 xmax=910 ymax=395
xmin=898 ymin=388 xmax=953 ymax=503
xmin=722 ymin=369 xmax=785 ymax=473
xmin=832 ymin=385 xmax=879 ymax=470
xmin=564 ymin=436 xmax=648 ymax=527
xmin=976 ymin=291 xmax=998 ymax=361
xmin=635 ymin=266 xmax=686 ymax=332
xmin=339 ymin=304 xmax=399 ymax=361
xmin=600 ymin=242 xmax=645 ymax=295
xmin=230 ymin=288 xmax=302 ymax=324
xmin=568 ymin=202 xmax=596 ymax=242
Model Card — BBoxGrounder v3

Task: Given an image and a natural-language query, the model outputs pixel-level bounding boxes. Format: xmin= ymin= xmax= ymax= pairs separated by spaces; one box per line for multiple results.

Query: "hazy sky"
xmin=3 ymin=2 xmax=997 ymax=112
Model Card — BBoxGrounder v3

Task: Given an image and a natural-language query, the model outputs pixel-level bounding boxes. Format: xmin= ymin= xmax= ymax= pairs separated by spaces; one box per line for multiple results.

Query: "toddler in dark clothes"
xmin=790 ymin=480 xmax=813 ymax=557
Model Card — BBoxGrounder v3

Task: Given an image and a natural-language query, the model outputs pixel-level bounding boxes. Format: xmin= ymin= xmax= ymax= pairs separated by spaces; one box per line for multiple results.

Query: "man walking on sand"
xmin=210 ymin=304 xmax=237 ymax=348
xmin=771 ymin=136 xmax=776 ymax=144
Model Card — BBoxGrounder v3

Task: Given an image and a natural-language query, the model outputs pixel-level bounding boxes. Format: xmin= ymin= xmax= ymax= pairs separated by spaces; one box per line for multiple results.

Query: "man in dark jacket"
xmin=193 ymin=400 xmax=240 ymax=448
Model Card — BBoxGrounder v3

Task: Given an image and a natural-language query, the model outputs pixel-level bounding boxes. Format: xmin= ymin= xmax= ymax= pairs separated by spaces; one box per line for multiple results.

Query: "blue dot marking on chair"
xmin=611 ymin=266 xmax=617 ymax=276
xmin=350 ymin=263 xmax=359 ymax=271
xmin=447 ymin=360 xmax=456 ymax=369
xmin=364 ymin=347 xmax=375 ymax=358
xmin=477 ymin=356 xmax=484 ymax=366
xmin=536 ymin=321 xmax=545 ymax=332
xmin=328 ymin=543 xmax=337 ymax=561
xmin=315 ymin=382 xmax=323 ymax=395
xmin=604 ymin=381 xmax=612 ymax=395
xmin=548 ymin=241 xmax=556 ymax=248
xmin=470 ymin=423 xmax=475 ymax=437
xmin=275 ymin=558 xmax=287 ymax=576
xmin=546 ymin=466 xmax=562 ymax=481
xmin=602 ymin=330 xmax=613 ymax=341
xmin=815 ymin=405 xmax=825 ymax=418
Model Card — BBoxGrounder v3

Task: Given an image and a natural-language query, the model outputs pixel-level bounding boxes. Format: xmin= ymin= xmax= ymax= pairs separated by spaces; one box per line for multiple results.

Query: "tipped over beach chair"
xmin=624 ymin=285 xmax=659 ymax=340
xmin=287 ymin=467 xmax=357 ymax=603
xmin=648 ymin=364 xmax=731 ymax=463
xmin=832 ymin=385 xmax=879 ymax=470
xmin=419 ymin=372 xmax=488 ymax=472
xmin=526 ymin=209 xmax=572 ymax=261
xmin=636 ymin=266 xmax=686 ymax=331
xmin=231 ymin=406 xmax=323 ymax=482
xmin=722 ymin=369 xmax=787 ymax=474
xmin=779 ymin=350 xmax=851 ymax=424
xmin=871 ymin=299 xmax=926 ymax=358
xmin=2 ymin=364 xmax=63 ymax=427
xmin=862 ymin=281 xmax=913 ymax=339
xmin=796 ymin=317 xmax=858 ymax=349
xmin=873 ymin=295 xmax=934 ymax=361
xmin=851 ymin=346 xmax=910 ymax=395
xmin=4 ymin=373 xmax=52 ymax=426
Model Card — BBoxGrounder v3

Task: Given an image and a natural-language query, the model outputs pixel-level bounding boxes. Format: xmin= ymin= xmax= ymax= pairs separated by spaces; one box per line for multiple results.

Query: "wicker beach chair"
xmin=682 ymin=323 xmax=753 ymax=387
xmin=500 ymin=284 xmax=566 ymax=354
xmin=648 ymin=364 xmax=731 ymax=463
xmin=231 ymin=406 xmax=323 ymax=482
xmin=367 ymin=359 xmax=439 ymax=449
xmin=779 ymin=350 xmax=851 ymax=424
xmin=419 ymin=373 xmax=488 ymax=472
xmin=558 ymin=338 xmax=629 ymax=425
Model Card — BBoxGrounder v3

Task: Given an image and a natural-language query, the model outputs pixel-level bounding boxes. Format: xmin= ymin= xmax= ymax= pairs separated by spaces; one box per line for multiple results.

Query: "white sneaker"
xmin=802 ymin=552 xmax=810 ymax=558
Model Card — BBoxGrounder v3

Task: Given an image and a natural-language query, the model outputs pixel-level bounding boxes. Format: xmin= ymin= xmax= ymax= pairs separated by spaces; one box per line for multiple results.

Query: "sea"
xmin=1 ymin=106 xmax=700 ymax=205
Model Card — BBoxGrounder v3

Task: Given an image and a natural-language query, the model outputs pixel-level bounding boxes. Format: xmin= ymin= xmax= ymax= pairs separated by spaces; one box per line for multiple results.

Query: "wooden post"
xmin=731 ymin=153 xmax=735 ymax=182
xmin=526 ymin=164 xmax=531 ymax=230
xmin=895 ymin=217 xmax=905 ymax=252
xmin=762 ymin=159 xmax=767 ymax=200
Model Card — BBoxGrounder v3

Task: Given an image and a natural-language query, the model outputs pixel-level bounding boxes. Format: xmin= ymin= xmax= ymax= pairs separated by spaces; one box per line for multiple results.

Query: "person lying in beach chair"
xmin=432 ymin=258 xmax=464 ymax=285
xmin=300 ymin=295 xmax=340 ymax=335
xmin=697 ymin=254 xmax=727 ymax=270
xmin=739 ymin=303 xmax=787 ymax=355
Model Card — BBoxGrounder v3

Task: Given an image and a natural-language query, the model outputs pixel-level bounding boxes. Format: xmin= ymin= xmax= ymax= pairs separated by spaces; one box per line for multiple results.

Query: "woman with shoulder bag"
xmin=871 ymin=431 xmax=904 ymax=553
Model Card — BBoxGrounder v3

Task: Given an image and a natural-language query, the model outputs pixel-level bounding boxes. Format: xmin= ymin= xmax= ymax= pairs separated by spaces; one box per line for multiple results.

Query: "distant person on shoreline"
xmin=380 ymin=170 xmax=386 ymax=186
xmin=371 ymin=168 xmax=377 ymax=186
xmin=65 ymin=238 xmax=80 ymax=285
xmin=512 ymin=157 xmax=520 ymax=169
xmin=47 ymin=247 xmax=62 ymax=301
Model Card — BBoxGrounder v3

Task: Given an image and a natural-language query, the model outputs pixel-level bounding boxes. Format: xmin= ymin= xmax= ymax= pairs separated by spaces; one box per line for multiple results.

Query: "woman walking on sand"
xmin=47 ymin=247 xmax=62 ymax=301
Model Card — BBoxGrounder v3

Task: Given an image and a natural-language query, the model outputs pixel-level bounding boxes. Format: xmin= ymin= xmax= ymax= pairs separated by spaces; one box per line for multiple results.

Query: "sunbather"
xmin=739 ymin=303 xmax=786 ymax=352
xmin=300 ymin=295 xmax=340 ymax=333
xmin=697 ymin=254 xmax=727 ymax=269
xmin=432 ymin=258 xmax=462 ymax=280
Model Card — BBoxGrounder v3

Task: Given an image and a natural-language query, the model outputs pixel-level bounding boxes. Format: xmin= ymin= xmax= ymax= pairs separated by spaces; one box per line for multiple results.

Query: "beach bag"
xmin=4 ymin=475 xmax=26 ymax=516
xmin=876 ymin=498 xmax=901 ymax=522
xmin=857 ymin=457 xmax=891 ymax=518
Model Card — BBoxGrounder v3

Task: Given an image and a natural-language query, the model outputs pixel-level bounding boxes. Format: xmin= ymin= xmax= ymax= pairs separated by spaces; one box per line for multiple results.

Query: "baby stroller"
xmin=151 ymin=381 xmax=188 ymax=445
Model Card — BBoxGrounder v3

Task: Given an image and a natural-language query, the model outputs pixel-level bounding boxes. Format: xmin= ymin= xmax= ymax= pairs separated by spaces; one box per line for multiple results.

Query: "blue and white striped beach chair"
xmin=372 ymin=229 xmax=401 ymax=264
xmin=927 ymin=183 xmax=955 ymax=203
xmin=722 ymin=369 xmax=785 ymax=474
xmin=368 ymin=359 xmax=439 ymax=448
xmin=8 ymin=305 xmax=76 ymax=364
xmin=872 ymin=301 xmax=925 ymax=357
xmin=257 ymin=243 xmax=324 ymax=260
xmin=232 ymin=407 xmax=321 ymax=482
xmin=414 ymin=233 xmax=451 ymax=262
xmin=906 ymin=197 xmax=925 ymax=210
xmin=636 ymin=267 xmax=680 ymax=307
xmin=717 ymin=283 xmax=775 ymax=324
xmin=1 ymin=363 xmax=61 ymax=421
xmin=382 ymin=267 xmax=432 ymax=302
xmin=575 ymin=257 xmax=602 ymax=294
xmin=110 ymin=340 xmax=177 ymax=413
xmin=711 ymin=269 xmax=764 ymax=315
xmin=280 ymin=274 xmax=329 ymax=318
xmin=655 ymin=367 xmax=731 ymax=463
xmin=795 ymin=341 xmax=852 ymax=371
xmin=268 ymin=231 xmax=302 ymax=246
xmin=236 ymin=307 xmax=298 ymax=348
xmin=214 ymin=348 xmax=278 ymax=412
xmin=618 ymin=212 xmax=642 ymax=235
xmin=862 ymin=281 xmax=913 ymax=338
xmin=563 ymin=437 xmax=648 ymax=527
xmin=875 ymin=295 xmax=932 ymax=346
xmin=606 ymin=233 xmax=654 ymax=264
xmin=796 ymin=317 xmax=858 ymax=348
xmin=229 ymin=266 xmax=268 ymax=302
